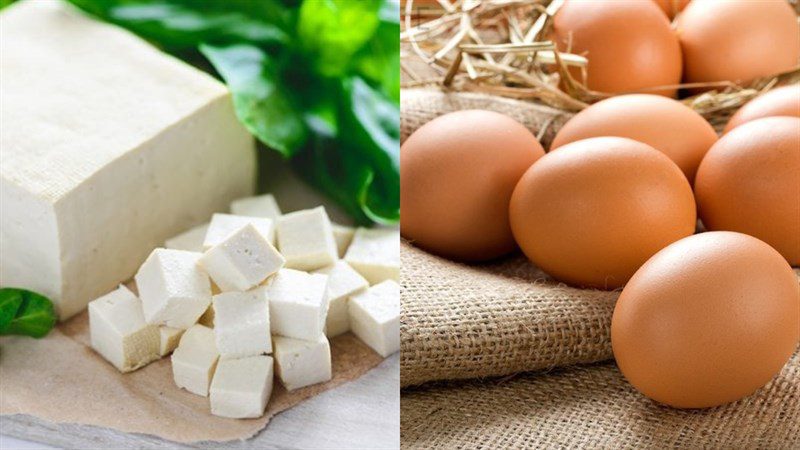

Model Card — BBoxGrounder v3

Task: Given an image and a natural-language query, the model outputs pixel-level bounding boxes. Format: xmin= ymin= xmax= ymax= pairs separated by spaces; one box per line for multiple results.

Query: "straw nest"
xmin=400 ymin=0 xmax=800 ymax=128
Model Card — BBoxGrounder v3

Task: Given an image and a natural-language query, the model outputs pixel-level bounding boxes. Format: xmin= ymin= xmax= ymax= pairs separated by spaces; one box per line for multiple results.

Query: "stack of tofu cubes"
xmin=88 ymin=194 xmax=400 ymax=419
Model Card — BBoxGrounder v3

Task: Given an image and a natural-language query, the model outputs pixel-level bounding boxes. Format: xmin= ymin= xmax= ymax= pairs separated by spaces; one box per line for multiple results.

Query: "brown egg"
xmin=552 ymin=0 xmax=682 ymax=97
xmin=676 ymin=0 xmax=800 ymax=86
xmin=695 ymin=117 xmax=800 ymax=266
xmin=612 ymin=231 xmax=800 ymax=409
xmin=551 ymin=94 xmax=717 ymax=183
xmin=509 ymin=137 xmax=696 ymax=289
xmin=652 ymin=0 xmax=689 ymax=19
xmin=401 ymin=110 xmax=545 ymax=261
xmin=724 ymin=85 xmax=800 ymax=133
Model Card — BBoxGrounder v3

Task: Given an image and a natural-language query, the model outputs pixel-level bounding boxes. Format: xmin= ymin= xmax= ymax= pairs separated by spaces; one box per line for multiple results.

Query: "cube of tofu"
xmin=159 ymin=327 xmax=185 ymax=357
xmin=89 ymin=285 xmax=160 ymax=372
xmin=210 ymin=355 xmax=274 ymax=419
xmin=203 ymin=213 xmax=275 ymax=249
xmin=230 ymin=194 xmax=282 ymax=220
xmin=273 ymin=335 xmax=332 ymax=391
xmin=276 ymin=207 xmax=338 ymax=271
xmin=199 ymin=224 xmax=285 ymax=292
xmin=135 ymin=249 xmax=212 ymax=329
xmin=313 ymin=261 xmax=368 ymax=337
xmin=165 ymin=223 xmax=209 ymax=253
xmin=331 ymin=223 xmax=356 ymax=258
xmin=349 ymin=280 xmax=400 ymax=357
xmin=344 ymin=228 xmax=400 ymax=285
xmin=213 ymin=287 xmax=271 ymax=359
xmin=265 ymin=269 xmax=329 ymax=341
xmin=171 ymin=324 xmax=219 ymax=396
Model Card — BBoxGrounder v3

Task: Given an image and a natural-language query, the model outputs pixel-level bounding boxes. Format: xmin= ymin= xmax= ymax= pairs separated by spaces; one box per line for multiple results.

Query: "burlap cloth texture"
xmin=399 ymin=88 xmax=800 ymax=448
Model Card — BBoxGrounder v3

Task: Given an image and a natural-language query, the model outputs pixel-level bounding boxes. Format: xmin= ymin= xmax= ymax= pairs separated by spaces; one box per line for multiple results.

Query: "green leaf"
xmin=0 ymin=289 xmax=24 ymax=332
xmin=297 ymin=0 xmax=382 ymax=77
xmin=0 ymin=288 xmax=57 ymax=338
xmin=67 ymin=0 xmax=289 ymax=53
xmin=353 ymin=1 xmax=400 ymax=103
xmin=200 ymin=43 xmax=308 ymax=156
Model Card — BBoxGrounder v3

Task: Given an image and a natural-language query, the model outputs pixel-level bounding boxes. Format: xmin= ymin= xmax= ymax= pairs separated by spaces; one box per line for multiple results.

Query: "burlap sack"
xmin=401 ymin=349 xmax=800 ymax=449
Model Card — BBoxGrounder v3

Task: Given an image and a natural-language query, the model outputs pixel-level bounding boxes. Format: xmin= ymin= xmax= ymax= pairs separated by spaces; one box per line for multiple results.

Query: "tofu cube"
xmin=276 ymin=207 xmax=338 ymax=271
xmin=273 ymin=335 xmax=332 ymax=391
xmin=314 ymin=261 xmax=368 ymax=337
xmin=165 ymin=223 xmax=209 ymax=253
xmin=331 ymin=223 xmax=356 ymax=258
xmin=135 ymin=249 xmax=212 ymax=329
xmin=230 ymin=194 xmax=282 ymax=220
xmin=210 ymin=356 xmax=274 ymax=419
xmin=203 ymin=213 xmax=275 ymax=249
xmin=213 ymin=287 xmax=271 ymax=359
xmin=349 ymin=280 xmax=400 ymax=357
xmin=199 ymin=224 xmax=285 ymax=292
xmin=171 ymin=324 xmax=219 ymax=396
xmin=265 ymin=269 xmax=329 ymax=341
xmin=159 ymin=327 xmax=185 ymax=357
xmin=344 ymin=228 xmax=400 ymax=285
xmin=89 ymin=285 xmax=160 ymax=372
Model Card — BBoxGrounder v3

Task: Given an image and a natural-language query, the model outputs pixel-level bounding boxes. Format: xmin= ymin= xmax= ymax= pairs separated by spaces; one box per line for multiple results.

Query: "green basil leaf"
xmin=0 ymin=289 xmax=24 ymax=332
xmin=200 ymin=43 xmax=308 ymax=156
xmin=0 ymin=288 xmax=57 ymax=338
xmin=353 ymin=2 xmax=400 ymax=103
xmin=297 ymin=0 xmax=382 ymax=77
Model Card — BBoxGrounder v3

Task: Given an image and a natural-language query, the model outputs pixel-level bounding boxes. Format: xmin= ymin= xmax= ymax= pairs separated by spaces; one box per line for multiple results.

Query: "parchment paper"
xmin=0 ymin=311 xmax=384 ymax=443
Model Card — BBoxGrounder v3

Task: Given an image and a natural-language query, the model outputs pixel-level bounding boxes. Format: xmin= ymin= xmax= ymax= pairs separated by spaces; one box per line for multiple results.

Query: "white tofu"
xmin=273 ymin=335 xmax=332 ymax=391
xmin=331 ymin=223 xmax=356 ymax=258
xmin=349 ymin=280 xmax=400 ymax=357
xmin=159 ymin=327 xmax=185 ymax=357
xmin=135 ymin=249 xmax=212 ymax=329
xmin=314 ymin=261 xmax=368 ymax=337
xmin=265 ymin=269 xmax=329 ymax=341
xmin=210 ymin=355 xmax=274 ymax=419
xmin=165 ymin=223 xmax=209 ymax=253
xmin=171 ymin=324 xmax=219 ymax=396
xmin=344 ymin=228 xmax=400 ymax=285
xmin=276 ymin=207 xmax=338 ymax=271
xmin=0 ymin=0 xmax=255 ymax=320
xmin=88 ymin=285 xmax=160 ymax=372
xmin=213 ymin=287 xmax=271 ymax=359
xmin=203 ymin=213 xmax=275 ymax=249
xmin=230 ymin=194 xmax=282 ymax=220
xmin=199 ymin=224 xmax=285 ymax=292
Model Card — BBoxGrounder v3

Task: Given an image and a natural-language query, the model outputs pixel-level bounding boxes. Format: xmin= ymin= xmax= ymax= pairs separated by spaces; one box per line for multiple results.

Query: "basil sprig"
xmin=0 ymin=288 xmax=57 ymax=338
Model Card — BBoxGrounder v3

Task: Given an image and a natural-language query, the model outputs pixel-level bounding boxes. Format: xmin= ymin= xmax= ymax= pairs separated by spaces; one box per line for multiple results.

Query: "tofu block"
xmin=210 ymin=356 xmax=274 ymax=419
xmin=135 ymin=249 xmax=212 ymax=329
xmin=265 ymin=269 xmax=329 ymax=341
xmin=0 ymin=0 xmax=255 ymax=320
xmin=171 ymin=324 xmax=219 ymax=396
xmin=213 ymin=287 xmax=271 ymax=359
xmin=230 ymin=194 xmax=281 ymax=220
xmin=165 ymin=223 xmax=209 ymax=253
xmin=203 ymin=213 xmax=275 ymax=249
xmin=199 ymin=224 xmax=285 ymax=292
xmin=331 ymin=223 xmax=356 ymax=258
xmin=344 ymin=228 xmax=400 ymax=285
xmin=349 ymin=280 xmax=400 ymax=357
xmin=159 ymin=327 xmax=185 ymax=357
xmin=88 ymin=285 xmax=160 ymax=372
xmin=314 ymin=261 xmax=368 ymax=337
xmin=273 ymin=335 xmax=332 ymax=391
xmin=276 ymin=207 xmax=338 ymax=271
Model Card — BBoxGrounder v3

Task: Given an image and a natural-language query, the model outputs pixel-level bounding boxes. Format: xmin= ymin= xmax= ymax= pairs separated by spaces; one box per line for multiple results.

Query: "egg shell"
xmin=552 ymin=0 xmax=682 ymax=97
xmin=652 ymin=0 xmax=689 ymax=19
xmin=400 ymin=110 xmax=545 ymax=261
xmin=695 ymin=116 xmax=800 ymax=266
xmin=612 ymin=231 xmax=800 ymax=409
xmin=676 ymin=0 xmax=800 ymax=85
xmin=551 ymin=94 xmax=718 ymax=183
xmin=724 ymin=85 xmax=800 ymax=133
xmin=509 ymin=137 xmax=696 ymax=289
